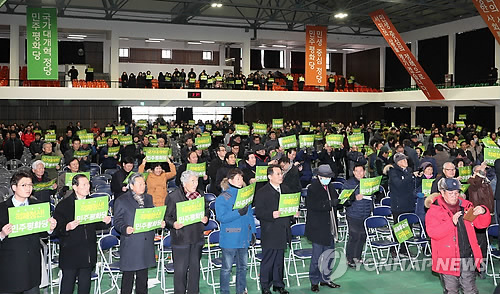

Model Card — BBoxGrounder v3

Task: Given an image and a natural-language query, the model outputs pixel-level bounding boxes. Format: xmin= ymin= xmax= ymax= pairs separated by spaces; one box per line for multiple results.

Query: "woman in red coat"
xmin=426 ymin=178 xmax=491 ymax=294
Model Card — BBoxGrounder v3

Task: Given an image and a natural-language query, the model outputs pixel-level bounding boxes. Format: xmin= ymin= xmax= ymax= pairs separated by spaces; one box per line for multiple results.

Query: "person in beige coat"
xmin=138 ymin=158 xmax=176 ymax=207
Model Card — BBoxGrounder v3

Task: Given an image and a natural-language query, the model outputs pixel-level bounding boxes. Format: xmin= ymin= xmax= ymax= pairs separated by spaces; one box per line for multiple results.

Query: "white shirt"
xmin=12 ymin=197 xmax=29 ymax=207
xmin=270 ymin=183 xmax=281 ymax=194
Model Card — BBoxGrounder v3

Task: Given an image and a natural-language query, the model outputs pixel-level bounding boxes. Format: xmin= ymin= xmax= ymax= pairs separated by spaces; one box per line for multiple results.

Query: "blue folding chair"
xmin=205 ymin=192 xmax=217 ymax=203
xmin=486 ymin=224 xmax=500 ymax=285
xmin=363 ymin=216 xmax=403 ymax=274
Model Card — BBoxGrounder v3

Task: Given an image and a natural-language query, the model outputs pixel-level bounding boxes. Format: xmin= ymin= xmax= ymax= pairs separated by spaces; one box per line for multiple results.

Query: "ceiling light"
xmin=211 ymin=2 xmax=222 ymax=8
xmin=258 ymin=45 xmax=267 ymax=48
xmin=68 ymin=34 xmax=87 ymax=38
xmin=67 ymin=36 xmax=85 ymax=40
xmin=272 ymin=44 xmax=287 ymax=48
xmin=148 ymin=38 xmax=165 ymax=41
xmin=119 ymin=37 xmax=129 ymax=40
xmin=327 ymin=49 xmax=337 ymax=52
xmin=342 ymin=48 xmax=356 ymax=51
xmin=188 ymin=42 xmax=202 ymax=45
xmin=334 ymin=13 xmax=348 ymax=19
xmin=200 ymin=41 xmax=215 ymax=44
xmin=145 ymin=40 xmax=160 ymax=43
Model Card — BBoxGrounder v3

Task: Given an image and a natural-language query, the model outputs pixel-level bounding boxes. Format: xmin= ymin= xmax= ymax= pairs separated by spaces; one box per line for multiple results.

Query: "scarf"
xmin=186 ymin=191 xmax=201 ymax=200
xmin=132 ymin=192 xmax=145 ymax=208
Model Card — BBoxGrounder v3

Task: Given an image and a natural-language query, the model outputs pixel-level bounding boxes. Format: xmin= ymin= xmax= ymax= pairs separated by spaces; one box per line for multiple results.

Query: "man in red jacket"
xmin=426 ymin=178 xmax=491 ymax=294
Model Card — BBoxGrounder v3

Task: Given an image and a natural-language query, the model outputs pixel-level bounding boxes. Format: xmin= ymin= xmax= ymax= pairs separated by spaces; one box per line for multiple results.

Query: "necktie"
xmin=276 ymin=187 xmax=281 ymax=194
xmin=20 ymin=202 xmax=26 ymax=207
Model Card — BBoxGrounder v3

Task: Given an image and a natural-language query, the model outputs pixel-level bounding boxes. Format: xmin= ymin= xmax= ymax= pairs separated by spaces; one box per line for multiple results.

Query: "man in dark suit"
xmin=254 ymin=165 xmax=296 ymax=294
xmin=305 ymin=165 xmax=341 ymax=292
xmin=110 ymin=157 xmax=135 ymax=199
xmin=114 ymin=173 xmax=165 ymax=294
xmin=0 ymin=171 xmax=57 ymax=294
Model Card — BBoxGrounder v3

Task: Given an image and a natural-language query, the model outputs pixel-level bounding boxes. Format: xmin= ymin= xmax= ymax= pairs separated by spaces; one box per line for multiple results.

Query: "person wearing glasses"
xmin=431 ymin=162 xmax=456 ymax=194
xmin=0 ymin=171 xmax=57 ymax=294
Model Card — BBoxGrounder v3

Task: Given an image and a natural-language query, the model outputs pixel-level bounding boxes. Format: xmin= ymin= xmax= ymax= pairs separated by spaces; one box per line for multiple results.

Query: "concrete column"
xmin=285 ymin=49 xmax=291 ymax=72
xmin=496 ymin=104 xmax=500 ymax=130
xmin=241 ymin=39 xmax=251 ymax=75
xmin=448 ymin=104 xmax=455 ymax=124
xmin=110 ymin=31 xmax=119 ymax=88
xmin=9 ymin=24 xmax=19 ymax=86
xmin=410 ymin=104 xmax=417 ymax=127
xmin=219 ymin=44 xmax=225 ymax=67
xmin=380 ymin=46 xmax=386 ymax=91
xmin=448 ymin=33 xmax=456 ymax=82
xmin=495 ymin=41 xmax=500 ymax=82
xmin=411 ymin=40 xmax=418 ymax=87
xmin=342 ymin=53 xmax=347 ymax=76
xmin=103 ymin=39 xmax=110 ymax=74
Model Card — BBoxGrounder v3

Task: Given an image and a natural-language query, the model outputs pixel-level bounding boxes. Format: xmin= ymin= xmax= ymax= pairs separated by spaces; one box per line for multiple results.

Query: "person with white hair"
xmin=165 ymin=170 xmax=209 ymax=294
xmin=31 ymin=159 xmax=57 ymax=203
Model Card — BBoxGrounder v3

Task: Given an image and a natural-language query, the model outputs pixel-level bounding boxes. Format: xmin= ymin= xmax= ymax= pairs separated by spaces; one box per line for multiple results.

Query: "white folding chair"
xmin=397 ymin=213 xmax=431 ymax=269
xmin=486 ymin=224 xmax=500 ymax=285
xmin=96 ymin=235 xmax=121 ymax=294
xmin=286 ymin=223 xmax=312 ymax=286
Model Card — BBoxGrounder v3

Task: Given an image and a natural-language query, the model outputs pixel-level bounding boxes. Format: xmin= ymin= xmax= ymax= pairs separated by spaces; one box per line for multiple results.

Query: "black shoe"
xmin=272 ymin=286 xmax=290 ymax=294
xmin=311 ymin=284 xmax=320 ymax=292
xmin=347 ymin=261 xmax=356 ymax=268
xmin=262 ymin=289 xmax=272 ymax=294
xmin=320 ymin=282 xmax=341 ymax=288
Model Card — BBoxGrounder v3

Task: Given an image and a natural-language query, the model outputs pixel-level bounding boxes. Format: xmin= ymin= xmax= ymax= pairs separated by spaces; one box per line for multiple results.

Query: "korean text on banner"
xmin=33 ymin=178 xmax=56 ymax=192
xmin=195 ymin=136 xmax=212 ymax=150
xmin=253 ymin=123 xmax=268 ymax=135
xmin=360 ymin=176 xmax=382 ymax=195
xmin=8 ymin=203 xmax=50 ymax=238
xmin=326 ymin=134 xmax=344 ymax=148
xmin=65 ymin=172 xmax=90 ymax=190
xmin=370 ymin=9 xmax=444 ymax=100
xmin=41 ymin=155 xmax=60 ymax=168
xmin=272 ymin=119 xmax=283 ymax=129
xmin=233 ymin=183 xmax=256 ymax=210
xmin=144 ymin=147 xmax=171 ymax=162
xmin=278 ymin=135 xmax=297 ymax=149
xmin=305 ymin=25 xmax=327 ymax=86
xmin=176 ymin=197 xmax=205 ymax=226
xmin=392 ymin=219 xmax=414 ymax=243
xmin=187 ymin=162 xmax=206 ymax=177
xmin=484 ymin=148 xmax=500 ymax=166
xmin=278 ymin=192 xmax=301 ymax=217
xmin=235 ymin=124 xmax=250 ymax=136
xmin=299 ymin=135 xmax=315 ymax=148
xmin=133 ymin=206 xmax=166 ymax=233
xmin=75 ymin=197 xmax=108 ymax=225
xmin=255 ymin=166 xmax=268 ymax=182
xmin=473 ymin=0 xmax=500 ymax=45
xmin=27 ymin=7 xmax=58 ymax=80
xmin=422 ymin=179 xmax=435 ymax=196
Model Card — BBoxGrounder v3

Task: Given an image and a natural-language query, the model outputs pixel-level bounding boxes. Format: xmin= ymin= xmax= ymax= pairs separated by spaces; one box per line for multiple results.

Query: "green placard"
xmin=278 ymin=135 xmax=297 ymax=149
xmin=446 ymin=131 xmax=455 ymax=137
xmin=46 ymin=129 xmax=55 ymax=134
xmin=188 ymin=120 xmax=195 ymax=126
xmin=476 ymin=126 xmax=483 ymax=132
xmin=456 ymin=121 xmax=465 ymax=128
xmin=278 ymin=192 xmax=301 ymax=217
xmin=461 ymin=184 xmax=470 ymax=193
xmin=348 ymin=134 xmax=364 ymax=147
xmin=299 ymin=135 xmax=315 ymax=148
xmin=111 ymin=134 xmax=119 ymax=140
xmin=360 ymin=176 xmax=382 ymax=195
xmin=45 ymin=133 xmax=56 ymax=142
xmin=150 ymin=139 xmax=158 ymax=147
xmin=41 ymin=155 xmax=60 ymax=168
xmin=326 ymin=134 xmax=344 ymax=148
xmin=116 ymin=125 xmax=126 ymax=133
xmin=27 ymin=7 xmax=58 ymax=80
xmin=64 ymin=172 xmax=90 ymax=190
xmin=392 ymin=219 xmax=414 ymax=243
xmin=79 ymin=133 xmax=94 ymax=145
xmin=459 ymin=114 xmax=467 ymax=120
xmin=123 ymin=172 xmax=149 ymax=185
xmin=484 ymin=148 xmax=500 ymax=166
xmin=133 ymin=206 xmax=166 ymax=233
xmin=144 ymin=147 xmax=171 ymax=162
xmin=352 ymin=128 xmax=362 ymax=134
xmin=175 ymin=128 xmax=183 ymax=134
xmin=339 ymin=189 xmax=354 ymax=205
xmin=302 ymin=121 xmax=311 ymax=128
xmin=233 ymin=183 xmax=256 ymax=209
xmin=364 ymin=146 xmax=374 ymax=157
xmin=137 ymin=120 xmax=148 ymax=128
xmin=187 ymin=162 xmax=206 ymax=177
xmin=235 ymin=124 xmax=250 ymax=136
xmin=176 ymin=197 xmax=205 ymax=226
xmin=424 ymin=130 xmax=431 ymax=136
xmin=33 ymin=178 xmax=56 ymax=192
xmin=433 ymin=137 xmax=443 ymax=146
xmin=482 ymin=137 xmax=499 ymax=149
xmin=422 ymin=179 xmax=435 ymax=196
xmin=33 ymin=130 xmax=42 ymax=135
xmin=74 ymin=150 xmax=90 ymax=159
xmin=459 ymin=166 xmax=472 ymax=183
xmin=272 ymin=118 xmax=284 ymax=129
xmin=8 ymin=203 xmax=50 ymax=238
xmin=195 ymin=136 xmax=212 ymax=150
xmin=76 ymin=129 xmax=87 ymax=136
xmin=104 ymin=127 xmax=113 ymax=133
xmin=253 ymin=123 xmax=268 ymax=135
xmin=119 ymin=135 xmax=133 ymax=145
xmin=97 ymin=139 xmax=107 ymax=148
xmin=255 ymin=166 xmax=268 ymax=182
xmin=107 ymin=146 xmax=120 ymax=157
xmin=74 ymin=197 xmax=108 ymax=225
xmin=314 ymin=133 xmax=324 ymax=141
xmin=213 ymin=130 xmax=223 ymax=137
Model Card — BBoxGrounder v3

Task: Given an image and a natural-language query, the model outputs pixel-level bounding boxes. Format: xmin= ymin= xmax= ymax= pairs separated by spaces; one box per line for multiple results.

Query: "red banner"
xmin=370 ymin=9 xmax=444 ymax=100
xmin=305 ymin=26 xmax=327 ymax=86
xmin=473 ymin=0 xmax=500 ymax=44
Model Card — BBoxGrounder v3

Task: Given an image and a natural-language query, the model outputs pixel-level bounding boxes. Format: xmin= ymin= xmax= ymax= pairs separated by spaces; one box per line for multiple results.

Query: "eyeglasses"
xmin=444 ymin=168 xmax=455 ymax=171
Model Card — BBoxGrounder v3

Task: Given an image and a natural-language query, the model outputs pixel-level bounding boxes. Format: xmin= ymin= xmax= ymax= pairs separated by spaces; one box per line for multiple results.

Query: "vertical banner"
xmin=27 ymin=7 xmax=58 ymax=80
xmin=370 ymin=9 xmax=444 ymax=100
xmin=305 ymin=25 xmax=327 ymax=86
xmin=473 ymin=0 xmax=500 ymax=44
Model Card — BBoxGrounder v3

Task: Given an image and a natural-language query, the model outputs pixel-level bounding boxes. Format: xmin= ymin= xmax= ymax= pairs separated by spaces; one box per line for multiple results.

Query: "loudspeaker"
xmin=176 ymin=108 xmax=183 ymax=123
xmin=231 ymin=107 xmax=243 ymax=124
xmin=184 ymin=108 xmax=193 ymax=121
xmin=120 ymin=108 xmax=132 ymax=124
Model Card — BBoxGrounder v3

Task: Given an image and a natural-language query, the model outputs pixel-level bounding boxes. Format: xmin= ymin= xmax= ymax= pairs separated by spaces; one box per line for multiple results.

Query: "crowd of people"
xmin=1 ymin=117 xmax=500 ymax=294
xmin=119 ymin=68 xmax=356 ymax=92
